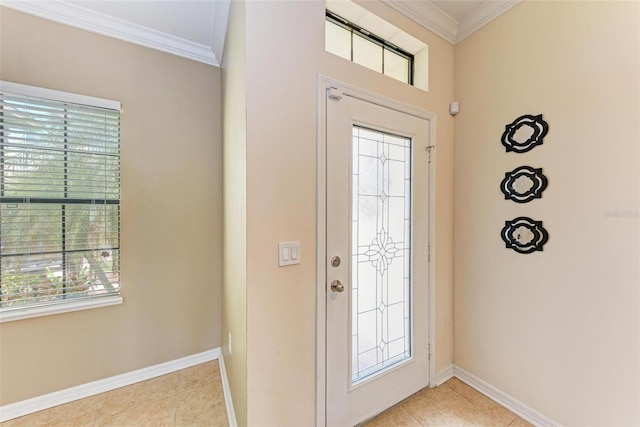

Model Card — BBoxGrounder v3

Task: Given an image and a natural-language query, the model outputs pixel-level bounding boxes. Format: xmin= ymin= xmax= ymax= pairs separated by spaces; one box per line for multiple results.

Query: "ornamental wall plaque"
xmin=500 ymin=166 xmax=548 ymax=203
xmin=501 ymin=114 xmax=549 ymax=153
xmin=501 ymin=217 xmax=549 ymax=254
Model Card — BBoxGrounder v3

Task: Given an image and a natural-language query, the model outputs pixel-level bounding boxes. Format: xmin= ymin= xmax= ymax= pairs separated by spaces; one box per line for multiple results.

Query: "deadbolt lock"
xmin=331 ymin=256 xmax=341 ymax=267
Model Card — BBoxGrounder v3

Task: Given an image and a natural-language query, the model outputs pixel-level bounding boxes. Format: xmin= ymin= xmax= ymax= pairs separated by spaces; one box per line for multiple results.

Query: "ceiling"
xmin=382 ymin=0 xmax=521 ymax=43
xmin=2 ymin=0 xmax=230 ymax=66
xmin=2 ymin=0 xmax=520 ymax=67
xmin=432 ymin=0 xmax=490 ymax=21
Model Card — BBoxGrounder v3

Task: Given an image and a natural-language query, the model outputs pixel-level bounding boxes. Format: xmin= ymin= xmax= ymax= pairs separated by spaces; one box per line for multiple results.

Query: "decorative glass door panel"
xmin=351 ymin=126 xmax=412 ymax=384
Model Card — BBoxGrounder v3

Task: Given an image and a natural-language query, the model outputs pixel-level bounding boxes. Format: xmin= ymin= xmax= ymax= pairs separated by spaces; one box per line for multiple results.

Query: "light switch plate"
xmin=279 ymin=241 xmax=300 ymax=266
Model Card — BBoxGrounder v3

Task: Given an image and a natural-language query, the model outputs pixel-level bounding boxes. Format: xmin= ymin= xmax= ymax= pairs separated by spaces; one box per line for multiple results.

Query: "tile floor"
xmin=1 ymin=361 xmax=228 ymax=427
xmin=364 ymin=378 xmax=533 ymax=427
xmin=1 ymin=364 xmax=532 ymax=427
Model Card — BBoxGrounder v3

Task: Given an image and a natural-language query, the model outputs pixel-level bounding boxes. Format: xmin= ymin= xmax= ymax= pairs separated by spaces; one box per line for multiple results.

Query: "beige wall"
xmin=453 ymin=1 xmax=640 ymax=425
xmin=240 ymin=1 xmax=454 ymax=424
xmin=221 ymin=1 xmax=248 ymax=426
xmin=0 ymin=8 xmax=223 ymax=405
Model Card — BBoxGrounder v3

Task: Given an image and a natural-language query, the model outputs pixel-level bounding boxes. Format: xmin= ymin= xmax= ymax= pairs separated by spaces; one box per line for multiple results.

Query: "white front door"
xmin=325 ymin=87 xmax=431 ymax=426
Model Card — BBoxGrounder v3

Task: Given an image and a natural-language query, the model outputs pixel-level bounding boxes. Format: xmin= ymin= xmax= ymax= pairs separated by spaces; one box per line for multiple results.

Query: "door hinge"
xmin=327 ymin=87 xmax=343 ymax=101
xmin=428 ymin=245 xmax=432 ymax=262
xmin=428 ymin=343 xmax=432 ymax=361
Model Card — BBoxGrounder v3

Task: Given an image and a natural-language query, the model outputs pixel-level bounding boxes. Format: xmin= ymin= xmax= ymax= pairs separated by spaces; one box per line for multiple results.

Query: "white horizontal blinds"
xmin=0 ymin=84 xmax=120 ymax=310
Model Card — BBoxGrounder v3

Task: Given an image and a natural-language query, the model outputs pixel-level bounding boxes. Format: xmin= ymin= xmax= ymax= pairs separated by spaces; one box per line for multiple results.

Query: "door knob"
xmin=330 ymin=280 xmax=344 ymax=293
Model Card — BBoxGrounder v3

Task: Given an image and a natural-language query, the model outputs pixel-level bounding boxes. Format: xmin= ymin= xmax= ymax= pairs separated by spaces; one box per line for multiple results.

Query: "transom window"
xmin=0 ymin=82 xmax=121 ymax=318
xmin=325 ymin=10 xmax=414 ymax=85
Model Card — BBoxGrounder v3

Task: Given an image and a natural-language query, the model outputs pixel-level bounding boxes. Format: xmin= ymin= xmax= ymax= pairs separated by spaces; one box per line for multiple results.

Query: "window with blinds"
xmin=0 ymin=82 xmax=120 ymax=314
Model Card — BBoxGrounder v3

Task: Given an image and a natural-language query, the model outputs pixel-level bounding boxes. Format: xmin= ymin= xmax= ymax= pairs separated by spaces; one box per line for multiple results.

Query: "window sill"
xmin=0 ymin=296 xmax=123 ymax=323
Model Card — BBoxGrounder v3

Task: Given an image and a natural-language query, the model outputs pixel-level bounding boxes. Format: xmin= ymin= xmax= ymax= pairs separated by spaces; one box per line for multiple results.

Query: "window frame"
xmin=0 ymin=81 xmax=122 ymax=323
xmin=326 ymin=10 xmax=415 ymax=85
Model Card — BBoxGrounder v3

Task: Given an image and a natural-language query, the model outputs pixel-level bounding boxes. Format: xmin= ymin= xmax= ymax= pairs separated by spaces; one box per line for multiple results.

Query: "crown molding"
xmin=456 ymin=0 xmax=521 ymax=42
xmin=210 ymin=0 xmax=230 ymax=65
xmin=382 ymin=0 xmax=522 ymax=45
xmin=1 ymin=0 xmax=229 ymax=67
xmin=382 ymin=0 xmax=458 ymax=44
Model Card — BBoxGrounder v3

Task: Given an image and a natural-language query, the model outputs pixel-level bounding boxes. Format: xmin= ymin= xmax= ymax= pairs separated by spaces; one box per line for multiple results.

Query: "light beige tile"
xmin=182 ymin=380 xmax=224 ymax=405
xmin=175 ymin=410 xmax=224 ymax=427
xmin=175 ymin=386 xmax=218 ymax=414
xmin=210 ymin=403 xmax=229 ymax=427
xmin=441 ymin=378 xmax=465 ymax=389
xmin=179 ymin=376 xmax=212 ymax=395
xmin=1 ymin=361 xmax=230 ymax=427
xmin=45 ymin=394 xmax=105 ymax=426
xmin=97 ymin=382 xmax=150 ymax=416
xmin=364 ymin=405 xmax=422 ymax=427
xmin=178 ymin=368 xmax=225 ymax=408
xmin=175 ymin=394 xmax=227 ymax=427
xmin=402 ymin=385 xmax=504 ymax=426
xmin=0 ymin=396 xmax=104 ymax=427
xmin=8 ymin=409 xmax=52 ymax=427
xmin=95 ymin=397 xmax=176 ymax=427
xmin=141 ymin=371 xmax=182 ymax=402
xmin=508 ymin=416 xmax=535 ymax=427
xmin=445 ymin=379 xmax=518 ymax=425
xmin=181 ymin=361 xmax=218 ymax=383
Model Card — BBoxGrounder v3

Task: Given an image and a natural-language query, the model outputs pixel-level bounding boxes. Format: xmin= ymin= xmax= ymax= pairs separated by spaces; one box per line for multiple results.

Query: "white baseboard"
xmin=218 ymin=353 xmax=237 ymax=427
xmin=434 ymin=364 xmax=455 ymax=386
xmin=453 ymin=365 xmax=560 ymax=427
xmin=0 ymin=348 xmax=220 ymax=423
xmin=1 ymin=354 xmax=556 ymax=427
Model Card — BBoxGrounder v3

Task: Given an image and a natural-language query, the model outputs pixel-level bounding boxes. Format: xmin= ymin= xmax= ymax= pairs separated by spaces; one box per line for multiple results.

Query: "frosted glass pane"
xmin=358 ymin=310 xmax=377 ymax=352
xmin=352 ymin=333 xmax=359 ymax=374
xmin=388 ymin=198 xmax=404 ymax=244
xmin=325 ymin=20 xmax=351 ymax=60
xmin=388 ymin=161 xmax=404 ymax=197
xmin=359 ymin=349 xmax=378 ymax=373
xmin=388 ymin=144 xmax=404 ymax=161
xmin=387 ymin=260 xmax=404 ymax=304
xmin=357 ymin=262 xmax=377 ymax=312
xmin=358 ymin=156 xmax=378 ymax=195
xmin=384 ymin=48 xmax=410 ymax=83
xmin=358 ymin=137 xmax=378 ymax=157
xmin=351 ymin=125 xmax=412 ymax=384
xmin=387 ymin=338 xmax=405 ymax=359
xmin=353 ymin=34 xmax=382 ymax=73
xmin=357 ymin=196 xmax=377 ymax=249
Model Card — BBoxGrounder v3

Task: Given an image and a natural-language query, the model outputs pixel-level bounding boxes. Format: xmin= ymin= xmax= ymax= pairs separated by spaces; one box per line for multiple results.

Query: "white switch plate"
xmin=279 ymin=241 xmax=300 ymax=266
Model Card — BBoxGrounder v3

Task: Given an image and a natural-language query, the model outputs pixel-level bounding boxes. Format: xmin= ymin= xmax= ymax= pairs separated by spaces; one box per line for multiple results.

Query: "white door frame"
xmin=315 ymin=76 xmax=438 ymax=426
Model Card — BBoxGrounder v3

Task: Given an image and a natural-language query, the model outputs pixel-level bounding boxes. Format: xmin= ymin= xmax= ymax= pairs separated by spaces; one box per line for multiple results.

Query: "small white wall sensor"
xmin=449 ymin=101 xmax=460 ymax=116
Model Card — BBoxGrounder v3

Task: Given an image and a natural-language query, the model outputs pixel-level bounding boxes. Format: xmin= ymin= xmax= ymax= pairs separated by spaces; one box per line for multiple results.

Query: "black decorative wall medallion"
xmin=501 ymin=217 xmax=549 ymax=254
xmin=501 ymin=114 xmax=549 ymax=153
xmin=500 ymin=166 xmax=548 ymax=203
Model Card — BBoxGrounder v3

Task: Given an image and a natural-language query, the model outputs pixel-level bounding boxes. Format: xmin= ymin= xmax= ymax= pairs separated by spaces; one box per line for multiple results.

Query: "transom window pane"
xmin=384 ymin=48 xmax=410 ymax=83
xmin=351 ymin=125 xmax=412 ymax=383
xmin=325 ymin=10 xmax=414 ymax=85
xmin=353 ymin=33 xmax=383 ymax=73
xmin=325 ymin=19 xmax=351 ymax=61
